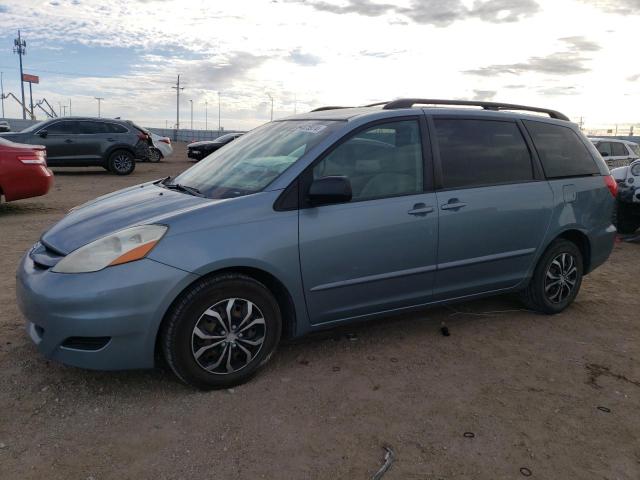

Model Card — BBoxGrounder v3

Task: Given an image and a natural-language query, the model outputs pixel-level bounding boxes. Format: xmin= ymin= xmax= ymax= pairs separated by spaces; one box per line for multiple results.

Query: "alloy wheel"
xmin=544 ymin=252 xmax=578 ymax=304
xmin=113 ymin=153 xmax=132 ymax=173
xmin=191 ymin=298 xmax=266 ymax=374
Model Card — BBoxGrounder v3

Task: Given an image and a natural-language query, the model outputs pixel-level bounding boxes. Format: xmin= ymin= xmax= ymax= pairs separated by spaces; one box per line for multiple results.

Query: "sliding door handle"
xmin=441 ymin=200 xmax=467 ymax=211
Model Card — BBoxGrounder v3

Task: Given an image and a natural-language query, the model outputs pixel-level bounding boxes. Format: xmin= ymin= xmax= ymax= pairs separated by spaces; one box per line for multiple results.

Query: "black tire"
xmin=107 ymin=150 xmax=136 ymax=175
xmin=520 ymin=239 xmax=583 ymax=314
xmin=149 ymin=148 xmax=162 ymax=163
xmin=161 ymin=273 xmax=282 ymax=390
xmin=614 ymin=202 xmax=640 ymax=234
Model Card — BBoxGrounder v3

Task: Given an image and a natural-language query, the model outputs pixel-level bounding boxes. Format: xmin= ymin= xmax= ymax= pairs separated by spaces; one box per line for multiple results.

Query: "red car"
xmin=0 ymin=137 xmax=53 ymax=202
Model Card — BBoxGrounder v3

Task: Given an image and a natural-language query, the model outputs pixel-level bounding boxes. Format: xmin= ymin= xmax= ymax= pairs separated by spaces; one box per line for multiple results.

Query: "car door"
xmin=611 ymin=142 xmax=631 ymax=168
xmin=75 ymin=121 xmax=109 ymax=164
xmin=298 ymin=117 xmax=439 ymax=325
xmin=34 ymin=120 xmax=82 ymax=165
xmin=430 ymin=116 xmax=553 ymax=300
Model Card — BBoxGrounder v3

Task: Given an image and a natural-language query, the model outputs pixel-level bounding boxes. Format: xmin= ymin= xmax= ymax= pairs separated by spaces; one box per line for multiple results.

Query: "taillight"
xmin=137 ymin=132 xmax=149 ymax=141
xmin=604 ymin=175 xmax=618 ymax=198
xmin=160 ymin=138 xmax=171 ymax=145
xmin=18 ymin=150 xmax=47 ymax=165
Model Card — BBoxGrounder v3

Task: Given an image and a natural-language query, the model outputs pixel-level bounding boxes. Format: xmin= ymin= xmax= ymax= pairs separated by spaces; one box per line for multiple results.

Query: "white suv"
xmin=589 ymin=137 xmax=640 ymax=169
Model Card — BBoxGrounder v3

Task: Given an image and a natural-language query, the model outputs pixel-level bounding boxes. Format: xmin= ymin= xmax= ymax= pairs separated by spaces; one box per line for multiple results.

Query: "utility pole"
xmin=294 ymin=93 xmax=297 ymax=114
xmin=0 ymin=72 xmax=4 ymax=118
xmin=172 ymin=75 xmax=184 ymax=134
xmin=13 ymin=30 xmax=27 ymax=119
xmin=267 ymin=93 xmax=273 ymax=121
xmin=95 ymin=97 xmax=104 ymax=117
xmin=205 ymin=101 xmax=208 ymax=131
xmin=69 ymin=99 xmax=72 ymax=116
xmin=189 ymin=99 xmax=193 ymax=130
xmin=218 ymin=91 xmax=221 ymax=132
xmin=58 ymin=102 xmax=62 ymax=117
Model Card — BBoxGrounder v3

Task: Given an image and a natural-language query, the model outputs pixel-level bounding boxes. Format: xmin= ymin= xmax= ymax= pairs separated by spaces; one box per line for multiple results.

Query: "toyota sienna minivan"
xmin=16 ymin=99 xmax=618 ymax=389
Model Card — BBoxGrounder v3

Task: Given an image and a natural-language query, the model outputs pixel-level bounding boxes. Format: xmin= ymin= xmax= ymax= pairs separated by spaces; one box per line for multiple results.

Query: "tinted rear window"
xmin=47 ymin=121 xmax=80 ymax=134
xmin=78 ymin=121 xmax=110 ymax=134
xmin=524 ymin=121 xmax=599 ymax=178
xmin=434 ymin=119 xmax=533 ymax=189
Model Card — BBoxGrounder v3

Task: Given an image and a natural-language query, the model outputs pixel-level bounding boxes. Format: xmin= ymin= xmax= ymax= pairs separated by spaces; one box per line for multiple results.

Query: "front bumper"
xmin=16 ymin=252 xmax=198 ymax=370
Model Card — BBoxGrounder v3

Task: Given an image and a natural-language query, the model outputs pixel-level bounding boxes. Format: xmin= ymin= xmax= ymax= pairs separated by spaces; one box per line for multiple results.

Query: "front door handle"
xmin=408 ymin=203 xmax=434 ymax=216
xmin=441 ymin=200 xmax=467 ymax=211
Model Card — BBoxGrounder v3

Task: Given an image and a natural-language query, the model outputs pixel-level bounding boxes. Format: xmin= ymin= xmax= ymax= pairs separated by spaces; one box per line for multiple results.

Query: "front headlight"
xmin=631 ymin=163 xmax=640 ymax=176
xmin=52 ymin=225 xmax=168 ymax=273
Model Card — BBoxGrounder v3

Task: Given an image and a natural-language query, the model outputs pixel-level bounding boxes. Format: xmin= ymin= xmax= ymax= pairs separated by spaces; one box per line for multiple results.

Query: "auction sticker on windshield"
xmin=294 ymin=124 xmax=327 ymax=134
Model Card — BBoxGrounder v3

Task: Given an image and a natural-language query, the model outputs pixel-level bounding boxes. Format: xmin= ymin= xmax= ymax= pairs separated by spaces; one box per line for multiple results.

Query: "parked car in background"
xmin=589 ymin=137 xmax=639 ymax=169
xmin=0 ymin=117 xmax=146 ymax=175
xmin=149 ymin=132 xmax=173 ymax=162
xmin=16 ymin=99 xmax=617 ymax=389
xmin=611 ymin=158 xmax=640 ymax=233
xmin=187 ymin=132 xmax=243 ymax=161
xmin=0 ymin=137 xmax=52 ymax=202
xmin=122 ymin=120 xmax=153 ymax=162
xmin=0 ymin=120 xmax=10 ymax=133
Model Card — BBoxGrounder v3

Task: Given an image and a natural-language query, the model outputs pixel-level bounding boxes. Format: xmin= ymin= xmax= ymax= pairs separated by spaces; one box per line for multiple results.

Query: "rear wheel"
xmin=520 ymin=239 xmax=583 ymax=314
xmin=107 ymin=150 xmax=135 ymax=175
xmin=149 ymin=148 xmax=162 ymax=163
xmin=161 ymin=273 xmax=282 ymax=390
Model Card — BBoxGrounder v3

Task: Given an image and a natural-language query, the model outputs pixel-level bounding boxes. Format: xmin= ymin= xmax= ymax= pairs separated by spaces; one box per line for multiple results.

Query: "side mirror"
xmin=308 ymin=176 xmax=352 ymax=206
xmin=600 ymin=151 xmax=609 ymax=157
xmin=38 ymin=130 xmax=48 ymax=138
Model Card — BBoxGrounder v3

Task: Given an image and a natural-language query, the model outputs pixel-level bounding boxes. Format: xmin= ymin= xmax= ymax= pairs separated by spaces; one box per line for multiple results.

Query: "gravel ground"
xmin=1 ymin=144 xmax=639 ymax=479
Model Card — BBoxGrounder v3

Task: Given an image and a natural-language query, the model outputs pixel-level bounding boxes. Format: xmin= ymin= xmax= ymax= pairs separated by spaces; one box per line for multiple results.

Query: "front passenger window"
xmin=312 ymin=120 xmax=423 ymax=201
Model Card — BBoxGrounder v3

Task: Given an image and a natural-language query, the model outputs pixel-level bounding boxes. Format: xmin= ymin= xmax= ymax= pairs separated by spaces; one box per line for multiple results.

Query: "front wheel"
xmin=161 ymin=274 xmax=282 ymax=390
xmin=520 ymin=239 xmax=583 ymax=314
xmin=107 ymin=150 xmax=136 ymax=175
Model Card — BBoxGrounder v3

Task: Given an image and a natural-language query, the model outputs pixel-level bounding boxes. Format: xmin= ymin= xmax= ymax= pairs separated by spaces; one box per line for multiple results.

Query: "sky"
xmin=0 ymin=0 xmax=639 ymax=131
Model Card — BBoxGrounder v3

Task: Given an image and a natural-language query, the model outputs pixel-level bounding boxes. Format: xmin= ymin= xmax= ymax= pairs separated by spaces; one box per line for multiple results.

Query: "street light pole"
xmin=95 ymin=97 xmax=104 ymax=117
xmin=267 ymin=93 xmax=273 ymax=121
xmin=218 ymin=91 xmax=221 ymax=133
xmin=205 ymin=101 xmax=208 ymax=131
xmin=189 ymin=99 xmax=193 ymax=130
xmin=172 ymin=75 xmax=184 ymax=133
xmin=13 ymin=30 xmax=27 ymax=120
xmin=1 ymin=71 xmax=5 ymax=118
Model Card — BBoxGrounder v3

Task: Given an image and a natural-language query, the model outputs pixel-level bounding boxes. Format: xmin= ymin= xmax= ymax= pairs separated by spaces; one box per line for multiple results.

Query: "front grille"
xmin=61 ymin=336 xmax=111 ymax=351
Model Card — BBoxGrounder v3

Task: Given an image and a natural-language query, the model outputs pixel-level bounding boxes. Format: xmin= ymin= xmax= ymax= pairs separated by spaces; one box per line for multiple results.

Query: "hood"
xmin=41 ymin=182 xmax=214 ymax=254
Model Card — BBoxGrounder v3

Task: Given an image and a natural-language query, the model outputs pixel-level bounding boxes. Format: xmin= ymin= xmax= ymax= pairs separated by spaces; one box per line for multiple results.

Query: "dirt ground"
xmin=1 ymin=143 xmax=639 ymax=480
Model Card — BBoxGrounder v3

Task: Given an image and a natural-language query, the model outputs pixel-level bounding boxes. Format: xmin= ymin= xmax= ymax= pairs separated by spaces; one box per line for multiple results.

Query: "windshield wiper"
xmin=162 ymin=182 xmax=204 ymax=197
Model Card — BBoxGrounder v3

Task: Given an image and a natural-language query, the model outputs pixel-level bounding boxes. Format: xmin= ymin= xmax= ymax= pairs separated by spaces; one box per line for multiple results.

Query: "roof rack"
xmin=382 ymin=98 xmax=570 ymax=121
xmin=310 ymin=106 xmax=354 ymax=112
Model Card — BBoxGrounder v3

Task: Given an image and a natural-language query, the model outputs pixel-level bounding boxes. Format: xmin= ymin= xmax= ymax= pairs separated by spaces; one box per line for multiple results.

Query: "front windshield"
xmin=630 ymin=143 xmax=640 ymax=156
xmin=20 ymin=121 xmax=47 ymax=133
xmin=173 ymin=120 xmax=342 ymax=199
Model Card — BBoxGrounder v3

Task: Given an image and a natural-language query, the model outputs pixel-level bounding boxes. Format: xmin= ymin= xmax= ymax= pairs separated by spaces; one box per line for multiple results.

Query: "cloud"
xmin=290 ymin=0 xmax=540 ymax=26
xmin=0 ymin=5 xmax=9 ymax=13
xmin=288 ymin=48 xmax=322 ymax=66
xmin=628 ymin=73 xmax=640 ymax=82
xmin=538 ymin=86 xmax=579 ymax=96
xmin=472 ymin=89 xmax=497 ymax=100
xmin=465 ymin=36 xmax=600 ymax=76
xmin=582 ymin=0 xmax=640 ymax=15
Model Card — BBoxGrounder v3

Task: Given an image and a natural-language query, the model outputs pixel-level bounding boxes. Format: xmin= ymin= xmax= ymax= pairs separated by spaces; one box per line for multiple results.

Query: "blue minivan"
xmin=16 ymin=99 xmax=618 ymax=389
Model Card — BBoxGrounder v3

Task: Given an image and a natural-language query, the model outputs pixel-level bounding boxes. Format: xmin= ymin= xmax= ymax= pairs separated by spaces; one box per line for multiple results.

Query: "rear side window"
xmin=78 ymin=121 xmax=109 ymax=134
xmin=612 ymin=142 xmax=627 ymax=156
xmin=524 ymin=121 xmax=599 ymax=178
xmin=434 ymin=119 xmax=533 ymax=189
xmin=105 ymin=123 xmax=128 ymax=133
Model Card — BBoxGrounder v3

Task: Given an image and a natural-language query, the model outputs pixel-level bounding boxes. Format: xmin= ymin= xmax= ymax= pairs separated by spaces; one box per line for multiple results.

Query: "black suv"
xmin=187 ymin=133 xmax=243 ymax=161
xmin=0 ymin=117 xmax=151 ymax=175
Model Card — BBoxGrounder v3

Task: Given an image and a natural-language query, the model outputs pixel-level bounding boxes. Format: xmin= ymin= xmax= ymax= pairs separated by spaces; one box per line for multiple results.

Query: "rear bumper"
xmin=187 ymin=149 xmax=206 ymax=160
xmin=3 ymin=166 xmax=53 ymax=202
xmin=588 ymin=224 xmax=617 ymax=274
xmin=16 ymin=252 xmax=198 ymax=370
